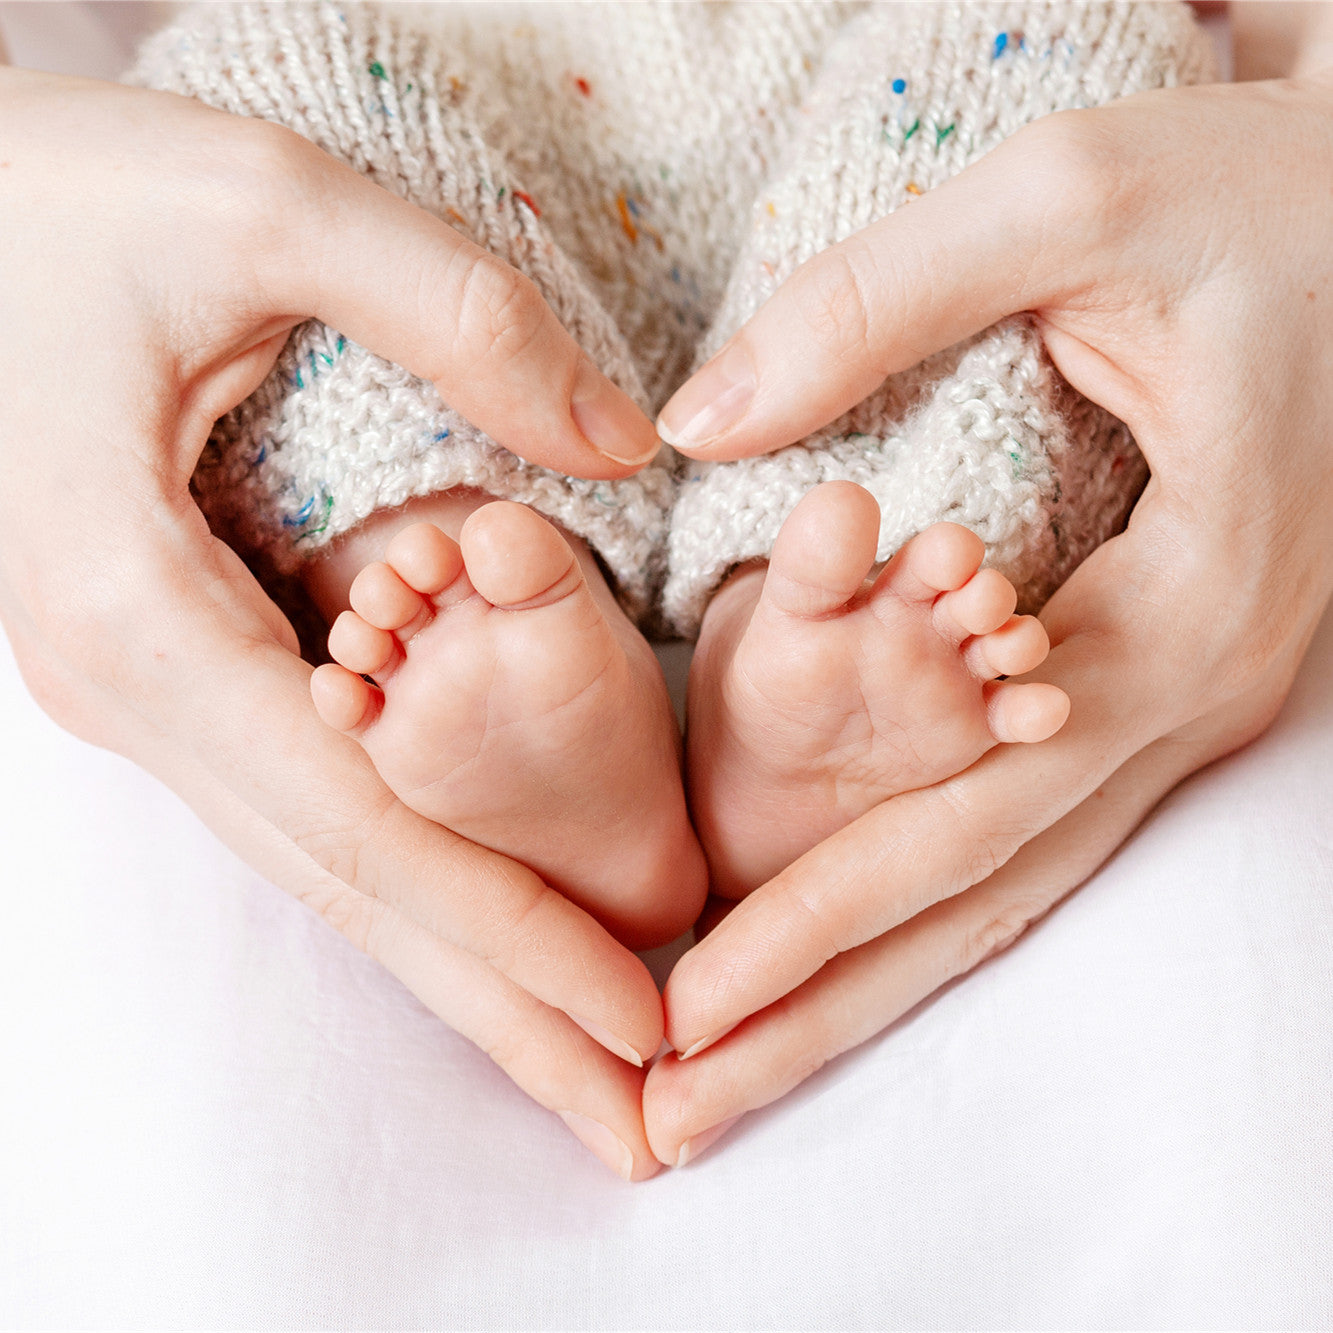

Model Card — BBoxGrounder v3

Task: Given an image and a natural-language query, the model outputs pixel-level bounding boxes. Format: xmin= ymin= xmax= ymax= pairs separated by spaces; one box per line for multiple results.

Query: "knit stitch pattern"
xmin=131 ymin=2 xmax=1214 ymax=636
xmin=663 ymin=1 xmax=1215 ymax=635
xmin=131 ymin=1 xmax=681 ymax=622
xmin=411 ymin=2 xmax=856 ymax=413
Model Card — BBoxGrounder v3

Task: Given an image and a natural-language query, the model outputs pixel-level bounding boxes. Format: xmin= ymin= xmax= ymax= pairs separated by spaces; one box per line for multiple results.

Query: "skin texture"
xmin=645 ymin=62 xmax=1333 ymax=1167
xmin=0 ymin=67 xmax=666 ymax=1181
xmin=307 ymin=497 xmax=708 ymax=953
xmin=687 ymin=484 xmax=1066 ymax=900
xmin=4 ymin=7 xmax=1333 ymax=1180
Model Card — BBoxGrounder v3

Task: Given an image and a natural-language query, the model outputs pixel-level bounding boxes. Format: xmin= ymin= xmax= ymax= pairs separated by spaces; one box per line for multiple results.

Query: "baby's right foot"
xmin=309 ymin=500 xmax=707 ymax=951
xmin=688 ymin=482 xmax=1069 ymax=898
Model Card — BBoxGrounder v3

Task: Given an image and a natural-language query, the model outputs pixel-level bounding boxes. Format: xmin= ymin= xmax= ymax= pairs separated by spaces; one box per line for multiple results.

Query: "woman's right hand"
xmin=0 ymin=67 xmax=664 ymax=1179
xmin=642 ymin=59 xmax=1333 ymax=1167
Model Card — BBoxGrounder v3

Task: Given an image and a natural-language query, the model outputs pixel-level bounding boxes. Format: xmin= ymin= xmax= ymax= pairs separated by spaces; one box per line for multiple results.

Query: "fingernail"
xmin=674 ymin=1115 xmax=743 ymax=1169
xmin=656 ymin=340 xmax=755 ymax=451
xmin=677 ymin=1020 xmax=738 ymax=1061
xmin=558 ymin=1111 xmax=635 ymax=1181
xmin=568 ymin=1013 xmax=645 ymax=1067
xmin=571 ymin=361 xmax=660 ymax=466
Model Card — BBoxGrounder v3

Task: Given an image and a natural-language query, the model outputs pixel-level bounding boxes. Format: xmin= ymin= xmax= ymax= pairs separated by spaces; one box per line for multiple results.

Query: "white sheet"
xmin=3 ymin=6 xmax=1330 ymax=1328
xmin=6 ymin=600 xmax=1333 ymax=1331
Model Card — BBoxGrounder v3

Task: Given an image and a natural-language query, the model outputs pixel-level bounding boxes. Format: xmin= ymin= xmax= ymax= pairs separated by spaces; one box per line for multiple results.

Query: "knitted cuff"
xmin=131 ymin=2 xmax=673 ymax=625
xmin=663 ymin=1 xmax=1216 ymax=637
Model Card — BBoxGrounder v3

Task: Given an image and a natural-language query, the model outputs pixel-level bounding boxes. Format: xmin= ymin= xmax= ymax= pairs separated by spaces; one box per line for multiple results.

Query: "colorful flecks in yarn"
xmin=285 ymin=492 xmax=333 ymax=542
xmin=130 ymin=0 xmax=1216 ymax=639
xmin=289 ymin=335 xmax=347 ymax=392
xmin=661 ymin=0 xmax=1216 ymax=635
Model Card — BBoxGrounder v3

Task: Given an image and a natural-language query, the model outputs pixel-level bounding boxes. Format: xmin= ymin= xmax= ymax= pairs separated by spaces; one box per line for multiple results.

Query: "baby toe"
xmin=965 ymin=615 xmax=1050 ymax=679
xmin=310 ymin=662 xmax=379 ymax=733
xmin=350 ymin=561 xmax=428 ymax=632
xmin=327 ymin=609 xmax=398 ymax=676
xmin=876 ymin=522 xmax=985 ymax=604
xmin=984 ymin=680 xmax=1070 ymax=744
xmin=384 ymin=522 xmax=465 ymax=597
xmin=935 ymin=567 xmax=1018 ymax=641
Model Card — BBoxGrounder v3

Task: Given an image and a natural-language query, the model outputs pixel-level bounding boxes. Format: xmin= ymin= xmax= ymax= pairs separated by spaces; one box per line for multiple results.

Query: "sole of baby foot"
xmin=686 ymin=481 xmax=1069 ymax=899
xmin=310 ymin=500 xmax=707 ymax=951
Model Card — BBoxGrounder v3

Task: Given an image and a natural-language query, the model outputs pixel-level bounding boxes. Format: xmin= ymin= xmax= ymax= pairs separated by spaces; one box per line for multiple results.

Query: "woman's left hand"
xmin=642 ymin=71 xmax=1333 ymax=1167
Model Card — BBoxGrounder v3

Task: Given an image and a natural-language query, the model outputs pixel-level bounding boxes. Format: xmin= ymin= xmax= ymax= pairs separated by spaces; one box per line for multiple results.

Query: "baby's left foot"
xmin=688 ymin=482 xmax=1069 ymax=898
xmin=308 ymin=499 xmax=706 ymax=951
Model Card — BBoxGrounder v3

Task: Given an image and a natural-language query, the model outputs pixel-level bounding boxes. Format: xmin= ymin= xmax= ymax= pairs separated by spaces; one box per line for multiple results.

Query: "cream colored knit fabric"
xmin=130 ymin=0 xmax=848 ymax=625
xmin=662 ymin=1 xmax=1215 ymax=633
xmin=131 ymin=2 xmax=1213 ymax=634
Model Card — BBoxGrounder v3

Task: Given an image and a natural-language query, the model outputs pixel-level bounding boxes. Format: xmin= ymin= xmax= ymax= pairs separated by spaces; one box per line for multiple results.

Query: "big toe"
xmin=460 ymin=502 xmax=584 ymax=608
xmin=763 ymin=481 xmax=882 ymax=619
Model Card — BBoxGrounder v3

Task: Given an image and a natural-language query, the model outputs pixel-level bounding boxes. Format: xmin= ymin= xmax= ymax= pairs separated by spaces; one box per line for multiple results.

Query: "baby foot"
xmin=310 ymin=500 xmax=707 ymax=950
xmin=687 ymin=482 xmax=1069 ymax=898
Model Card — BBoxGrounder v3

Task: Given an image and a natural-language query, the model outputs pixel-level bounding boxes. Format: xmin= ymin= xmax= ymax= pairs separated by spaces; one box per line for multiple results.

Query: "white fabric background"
xmin=2 ymin=5 xmax=1329 ymax=1329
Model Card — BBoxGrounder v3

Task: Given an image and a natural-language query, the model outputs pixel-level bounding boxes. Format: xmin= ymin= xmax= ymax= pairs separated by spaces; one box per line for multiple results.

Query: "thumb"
xmin=254 ymin=133 xmax=660 ymax=477
xmin=656 ymin=113 xmax=1096 ymax=461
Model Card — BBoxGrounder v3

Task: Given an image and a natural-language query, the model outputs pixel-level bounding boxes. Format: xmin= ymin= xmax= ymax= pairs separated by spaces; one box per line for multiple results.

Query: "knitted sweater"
xmin=130 ymin=1 xmax=1215 ymax=635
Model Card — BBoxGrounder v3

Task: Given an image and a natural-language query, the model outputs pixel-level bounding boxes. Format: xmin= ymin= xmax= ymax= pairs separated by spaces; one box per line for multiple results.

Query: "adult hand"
xmin=0 ymin=68 xmax=664 ymax=1179
xmin=644 ymin=69 xmax=1333 ymax=1166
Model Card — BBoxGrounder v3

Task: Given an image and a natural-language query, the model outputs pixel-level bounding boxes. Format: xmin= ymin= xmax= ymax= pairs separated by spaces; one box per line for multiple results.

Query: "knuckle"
xmin=1008 ymin=109 xmax=1132 ymax=241
xmin=213 ymin=117 xmax=320 ymax=217
xmin=451 ymin=250 xmax=549 ymax=374
xmin=304 ymin=881 xmax=380 ymax=954
xmin=291 ymin=792 xmax=399 ymax=900
xmin=1216 ymin=623 xmax=1288 ymax=699
xmin=797 ymin=240 xmax=879 ymax=358
xmin=934 ymin=787 xmax=1013 ymax=888
xmin=472 ymin=880 xmax=548 ymax=979
xmin=964 ymin=832 xmax=1008 ymax=888
xmin=169 ymin=113 xmax=320 ymax=257
xmin=782 ymin=884 xmax=845 ymax=961
xmin=961 ymin=897 xmax=1047 ymax=972
xmin=791 ymin=1046 xmax=832 ymax=1094
xmin=476 ymin=1007 xmax=585 ymax=1105
xmin=473 ymin=1021 xmax=530 ymax=1080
